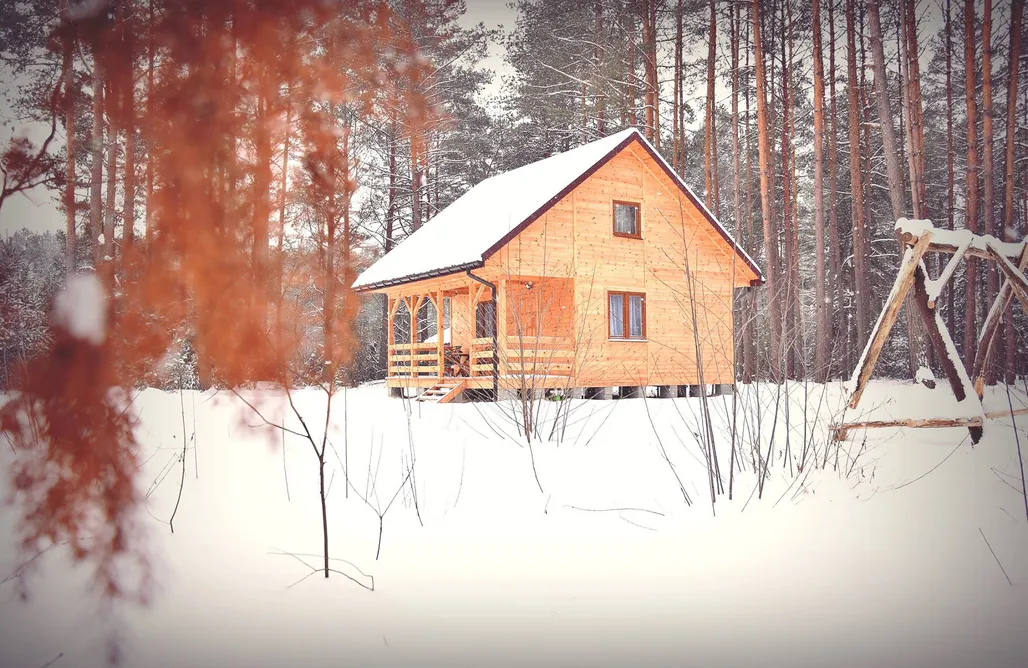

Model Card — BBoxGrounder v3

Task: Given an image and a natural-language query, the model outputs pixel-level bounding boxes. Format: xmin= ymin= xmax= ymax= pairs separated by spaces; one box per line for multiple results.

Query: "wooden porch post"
xmin=495 ymin=279 xmax=506 ymax=383
xmin=387 ymin=297 xmax=395 ymax=378
xmin=436 ymin=290 xmax=444 ymax=378
xmin=409 ymin=295 xmax=425 ymax=378
xmin=406 ymin=296 xmax=416 ymax=377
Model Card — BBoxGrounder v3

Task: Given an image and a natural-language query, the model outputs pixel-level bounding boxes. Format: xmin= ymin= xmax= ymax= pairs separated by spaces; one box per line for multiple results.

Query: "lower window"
xmin=608 ymin=292 xmax=645 ymax=339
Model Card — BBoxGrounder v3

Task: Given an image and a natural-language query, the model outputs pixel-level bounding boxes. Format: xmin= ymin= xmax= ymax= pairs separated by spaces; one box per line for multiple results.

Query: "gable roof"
xmin=353 ymin=128 xmax=764 ymax=291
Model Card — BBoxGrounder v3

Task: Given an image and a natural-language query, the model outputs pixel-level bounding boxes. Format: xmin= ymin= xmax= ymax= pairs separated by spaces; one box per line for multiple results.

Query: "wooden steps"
xmin=416 ymin=380 xmax=466 ymax=404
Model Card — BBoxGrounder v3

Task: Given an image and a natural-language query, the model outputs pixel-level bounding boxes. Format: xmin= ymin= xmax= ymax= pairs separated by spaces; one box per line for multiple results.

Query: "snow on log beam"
xmin=926 ymin=235 xmax=972 ymax=308
xmin=895 ymin=217 xmax=1025 ymax=262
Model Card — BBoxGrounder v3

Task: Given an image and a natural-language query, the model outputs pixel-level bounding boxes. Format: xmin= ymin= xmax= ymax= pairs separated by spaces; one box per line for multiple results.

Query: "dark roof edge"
xmin=352 ymin=261 xmax=483 ymax=293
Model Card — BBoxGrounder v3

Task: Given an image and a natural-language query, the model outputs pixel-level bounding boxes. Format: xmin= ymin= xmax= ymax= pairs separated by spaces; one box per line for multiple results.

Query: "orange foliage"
xmin=2 ymin=0 xmax=430 ymax=607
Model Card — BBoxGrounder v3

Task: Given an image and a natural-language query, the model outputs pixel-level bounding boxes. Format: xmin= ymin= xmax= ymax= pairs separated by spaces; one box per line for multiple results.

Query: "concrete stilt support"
xmin=676 ymin=385 xmax=691 ymax=398
xmin=497 ymin=388 xmax=520 ymax=402
xmin=619 ymin=386 xmax=642 ymax=399
xmin=584 ymin=386 xmax=611 ymax=400
xmin=657 ymin=385 xmax=675 ymax=398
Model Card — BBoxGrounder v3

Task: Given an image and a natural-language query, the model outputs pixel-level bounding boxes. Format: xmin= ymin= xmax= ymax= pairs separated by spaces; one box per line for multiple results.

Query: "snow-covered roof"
xmin=353 ymin=128 xmax=763 ymax=291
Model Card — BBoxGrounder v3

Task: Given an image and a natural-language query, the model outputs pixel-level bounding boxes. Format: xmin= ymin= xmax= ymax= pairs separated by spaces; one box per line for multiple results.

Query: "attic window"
xmin=613 ymin=201 xmax=641 ymax=238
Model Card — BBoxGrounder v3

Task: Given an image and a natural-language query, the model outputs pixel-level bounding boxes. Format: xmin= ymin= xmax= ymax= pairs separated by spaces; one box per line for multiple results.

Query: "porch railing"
xmin=387 ymin=336 xmax=575 ymax=382
xmin=469 ymin=337 xmax=497 ymax=378
xmin=501 ymin=336 xmax=575 ymax=377
xmin=387 ymin=342 xmax=441 ymax=378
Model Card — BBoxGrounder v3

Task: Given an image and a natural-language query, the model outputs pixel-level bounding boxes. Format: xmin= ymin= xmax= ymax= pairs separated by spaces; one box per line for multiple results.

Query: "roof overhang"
xmin=353 ymin=261 xmax=483 ymax=293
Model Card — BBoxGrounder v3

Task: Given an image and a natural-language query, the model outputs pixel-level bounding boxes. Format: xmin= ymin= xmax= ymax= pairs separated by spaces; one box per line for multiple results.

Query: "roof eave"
xmin=352 ymin=261 xmax=484 ymax=293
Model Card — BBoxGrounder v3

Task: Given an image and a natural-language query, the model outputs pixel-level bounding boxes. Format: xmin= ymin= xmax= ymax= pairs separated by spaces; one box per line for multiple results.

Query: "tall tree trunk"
xmin=846 ymin=0 xmax=869 ymax=356
xmin=90 ymin=37 xmax=104 ymax=270
xmin=119 ymin=0 xmax=134 ymax=256
xmin=648 ymin=0 xmax=659 ymax=146
xmin=870 ymin=0 xmax=921 ymax=377
xmin=867 ymin=1 xmax=905 ymax=220
xmin=751 ymin=0 xmax=782 ymax=380
xmin=981 ymin=0 xmax=998 ymax=385
xmin=103 ymin=72 xmax=118 ymax=275
xmin=827 ymin=0 xmax=841 ymax=375
xmin=963 ymin=0 xmax=980 ymax=368
xmin=640 ymin=0 xmax=656 ymax=144
xmin=625 ymin=10 xmax=636 ymax=127
xmin=903 ymin=0 xmax=928 ymax=216
xmin=896 ymin=14 xmax=907 ymax=184
xmin=731 ymin=0 xmax=743 ymax=380
xmin=673 ymin=0 xmax=682 ymax=173
xmin=340 ymin=115 xmax=353 ymax=383
xmin=254 ymin=82 xmax=272 ymax=309
xmin=704 ymin=0 xmax=719 ymax=215
xmin=812 ymin=0 xmax=829 ymax=381
xmin=581 ymin=81 xmax=589 ymax=142
xmin=145 ymin=0 xmax=155 ymax=247
xmin=411 ymin=134 xmax=422 ymax=231
xmin=780 ymin=0 xmax=795 ymax=377
xmin=743 ymin=5 xmax=756 ymax=384
xmin=386 ymin=112 xmax=397 ymax=252
xmin=1004 ymin=0 xmax=1024 ymax=385
xmin=731 ymin=0 xmax=741 ymax=244
xmin=946 ymin=0 xmax=955 ymax=335
xmin=787 ymin=0 xmax=802 ymax=378
xmin=323 ymin=101 xmax=337 ymax=387
xmin=595 ymin=0 xmax=606 ymax=134
xmin=277 ymin=90 xmax=291 ymax=294
xmin=61 ymin=3 xmax=76 ymax=275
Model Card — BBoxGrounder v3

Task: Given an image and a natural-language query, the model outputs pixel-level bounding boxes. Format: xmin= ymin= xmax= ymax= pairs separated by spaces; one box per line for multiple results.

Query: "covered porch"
xmin=384 ymin=273 xmax=577 ymax=393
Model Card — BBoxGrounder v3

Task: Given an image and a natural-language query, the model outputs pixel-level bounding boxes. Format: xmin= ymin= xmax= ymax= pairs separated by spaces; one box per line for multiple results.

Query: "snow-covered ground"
xmin=2 ymin=380 xmax=1028 ymax=667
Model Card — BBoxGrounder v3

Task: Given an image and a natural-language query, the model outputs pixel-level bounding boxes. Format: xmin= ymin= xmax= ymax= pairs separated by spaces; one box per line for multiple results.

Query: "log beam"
xmin=833 ymin=407 xmax=1028 ymax=440
xmin=436 ymin=289 xmax=444 ymax=378
xmin=847 ymin=232 xmax=933 ymax=408
xmin=926 ymin=237 xmax=971 ymax=308
xmin=910 ymin=263 xmax=983 ymax=443
xmin=971 ymin=244 xmax=1028 ymax=396
xmin=832 ymin=416 xmax=983 ymax=441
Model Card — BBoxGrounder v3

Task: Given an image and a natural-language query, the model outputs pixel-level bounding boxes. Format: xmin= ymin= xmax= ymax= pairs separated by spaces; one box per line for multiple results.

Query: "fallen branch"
xmin=564 ymin=504 xmax=665 ymax=516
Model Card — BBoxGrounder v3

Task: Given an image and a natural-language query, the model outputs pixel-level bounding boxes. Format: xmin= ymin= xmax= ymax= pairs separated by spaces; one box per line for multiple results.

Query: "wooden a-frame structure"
xmin=835 ymin=218 xmax=1028 ymax=443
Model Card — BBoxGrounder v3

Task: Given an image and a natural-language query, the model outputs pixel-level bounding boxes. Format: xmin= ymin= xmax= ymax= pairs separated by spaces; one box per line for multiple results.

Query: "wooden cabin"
xmin=353 ymin=128 xmax=764 ymax=402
